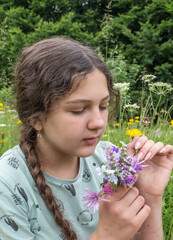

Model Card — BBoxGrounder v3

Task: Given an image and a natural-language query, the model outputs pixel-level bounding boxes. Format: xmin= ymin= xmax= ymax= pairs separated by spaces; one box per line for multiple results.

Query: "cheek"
xmin=103 ymin=111 xmax=109 ymax=123
xmin=61 ymin=115 xmax=87 ymax=134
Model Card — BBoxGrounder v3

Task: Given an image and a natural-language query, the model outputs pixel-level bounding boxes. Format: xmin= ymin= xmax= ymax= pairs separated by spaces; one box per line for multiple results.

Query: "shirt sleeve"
xmin=0 ymin=177 xmax=34 ymax=240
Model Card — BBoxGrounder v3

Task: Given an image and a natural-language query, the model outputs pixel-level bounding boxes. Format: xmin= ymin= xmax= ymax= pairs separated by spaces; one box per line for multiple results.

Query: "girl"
xmin=0 ymin=37 xmax=172 ymax=240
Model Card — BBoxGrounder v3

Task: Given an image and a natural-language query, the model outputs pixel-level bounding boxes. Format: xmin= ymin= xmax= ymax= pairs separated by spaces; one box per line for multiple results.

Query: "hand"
xmin=89 ymin=185 xmax=151 ymax=240
xmin=127 ymin=135 xmax=173 ymax=197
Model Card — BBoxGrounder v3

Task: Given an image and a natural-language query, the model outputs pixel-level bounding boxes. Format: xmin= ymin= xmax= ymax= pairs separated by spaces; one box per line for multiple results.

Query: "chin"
xmin=78 ymin=145 xmax=97 ymax=158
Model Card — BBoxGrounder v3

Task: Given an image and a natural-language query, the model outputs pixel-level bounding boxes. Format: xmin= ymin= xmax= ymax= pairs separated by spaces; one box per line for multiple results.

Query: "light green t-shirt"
xmin=0 ymin=141 xmax=111 ymax=240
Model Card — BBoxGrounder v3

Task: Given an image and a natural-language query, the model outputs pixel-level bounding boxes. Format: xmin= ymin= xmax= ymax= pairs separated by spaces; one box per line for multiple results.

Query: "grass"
xmin=0 ymin=104 xmax=21 ymax=156
xmin=0 ymin=101 xmax=173 ymax=239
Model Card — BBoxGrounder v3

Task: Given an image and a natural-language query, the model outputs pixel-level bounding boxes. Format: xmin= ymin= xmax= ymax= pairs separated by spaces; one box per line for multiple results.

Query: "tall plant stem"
xmin=152 ymin=94 xmax=162 ymax=125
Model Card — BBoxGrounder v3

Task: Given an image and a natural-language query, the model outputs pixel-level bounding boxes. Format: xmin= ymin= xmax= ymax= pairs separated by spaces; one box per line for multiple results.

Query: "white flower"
xmin=113 ymin=82 xmax=130 ymax=94
xmin=149 ymin=82 xmax=173 ymax=96
xmin=105 ymin=169 xmax=115 ymax=175
xmin=124 ymin=103 xmax=140 ymax=109
xmin=142 ymin=74 xmax=156 ymax=83
xmin=96 ymin=165 xmax=106 ymax=176
xmin=123 ymin=103 xmax=140 ymax=113
xmin=120 ymin=141 xmax=127 ymax=147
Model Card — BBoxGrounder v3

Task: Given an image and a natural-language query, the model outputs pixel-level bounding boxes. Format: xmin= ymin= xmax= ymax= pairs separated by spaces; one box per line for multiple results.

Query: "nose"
xmin=87 ymin=108 xmax=107 ymax=130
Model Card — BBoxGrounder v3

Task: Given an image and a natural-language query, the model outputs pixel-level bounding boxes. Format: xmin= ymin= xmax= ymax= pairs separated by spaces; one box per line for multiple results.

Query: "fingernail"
xmin=159 ymin=147 xmax=167 ymax=153
xmin=144 ymin=152 xmax=152 ymax=161
xmin=135 ymin=142 xmax=141 ymax=150
xmin=137 ymin=152 xmax=143 ymax=161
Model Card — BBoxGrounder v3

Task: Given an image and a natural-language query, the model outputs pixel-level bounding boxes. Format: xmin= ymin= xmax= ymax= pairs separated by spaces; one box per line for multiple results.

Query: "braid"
xmin=20 ymin=127 xmax=77 ymax=240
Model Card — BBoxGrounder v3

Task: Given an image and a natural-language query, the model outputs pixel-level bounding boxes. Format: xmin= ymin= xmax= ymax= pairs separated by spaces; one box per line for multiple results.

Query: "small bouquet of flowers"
xmin=83 ymin=142 xmax=148 ymax=213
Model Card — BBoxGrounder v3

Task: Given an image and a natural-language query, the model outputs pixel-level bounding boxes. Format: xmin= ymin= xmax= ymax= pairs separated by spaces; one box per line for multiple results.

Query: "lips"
xmin=84 ymin=136 xmax=98 ymax=145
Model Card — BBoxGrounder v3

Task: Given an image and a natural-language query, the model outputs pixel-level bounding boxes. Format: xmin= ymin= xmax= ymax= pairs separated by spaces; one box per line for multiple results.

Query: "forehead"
xmin=64 ymin=68 xmax=109 ymax=102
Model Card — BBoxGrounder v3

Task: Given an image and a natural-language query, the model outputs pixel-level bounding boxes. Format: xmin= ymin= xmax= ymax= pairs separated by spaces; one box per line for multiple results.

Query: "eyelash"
xmin=72 ymin=106 xmax=107 ymax=115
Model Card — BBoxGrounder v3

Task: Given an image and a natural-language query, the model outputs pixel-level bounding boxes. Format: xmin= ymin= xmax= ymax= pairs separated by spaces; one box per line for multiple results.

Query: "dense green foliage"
xmin=0 ymin=0 xmax=173 ymax=108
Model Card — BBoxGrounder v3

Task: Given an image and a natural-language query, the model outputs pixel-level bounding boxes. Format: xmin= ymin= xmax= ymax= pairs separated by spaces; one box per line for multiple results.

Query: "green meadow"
xmin=0 ymin=80 xmax=173 ymax=239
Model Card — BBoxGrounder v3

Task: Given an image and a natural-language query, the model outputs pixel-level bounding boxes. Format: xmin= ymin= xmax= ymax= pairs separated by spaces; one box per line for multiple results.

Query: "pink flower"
xmin=83 ymin=189 xmax=109 ymax=213
xmin=103 ymin=184 xmax=114 ymax=195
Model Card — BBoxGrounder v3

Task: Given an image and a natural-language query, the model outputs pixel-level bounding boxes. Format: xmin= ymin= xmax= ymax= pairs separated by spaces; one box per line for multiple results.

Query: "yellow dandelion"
xmin=126 ymin=129 xmax=144 ymax=137
xmin=135 ymin=116 xmax=140 ymax=119
xmin=0 ymin=103 xmax=3 ymax=107
xmin=170 ymin=120 xmax=173 ymax=126
xmin=129 ymin=119 xmax=133 ymax=122
xmin=135 ymin=120 xmax=139 ymax=123
xmin=6 ymin=106 xmax=10 ymax=108
xmin=0 ymin=108 xmax=3 ymax=111
xmin=128 ymin=122 xmax=132 ymax=125
xmin=17 ymin=120 xmax=22 ymax=125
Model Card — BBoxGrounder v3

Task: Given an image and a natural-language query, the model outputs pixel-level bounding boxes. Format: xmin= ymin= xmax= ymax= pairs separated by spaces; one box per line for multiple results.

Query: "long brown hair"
xmin=14 ymin=37 xmax=119 ymax=239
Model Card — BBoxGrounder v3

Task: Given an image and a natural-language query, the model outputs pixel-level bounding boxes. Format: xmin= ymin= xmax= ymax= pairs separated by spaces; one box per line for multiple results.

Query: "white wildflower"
xmin=120 ymin=141 xmax=127 ymax=147
xmin=114 ymin=82 xmax=130 ymax=94
xmin=149 ymin=82 xmax=173 ymax=96
xmin=142 ymin=74 xmax=156 ymax=83
xmin=123 ymin=103 xmax=140 ymax=113
xmin=96 ymin=165 xmax=106 ymax=176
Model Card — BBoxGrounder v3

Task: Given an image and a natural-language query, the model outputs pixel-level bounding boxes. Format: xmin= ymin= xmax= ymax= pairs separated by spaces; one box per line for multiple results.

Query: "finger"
xmin=129 ymin=195 xmax=145 ymax=215
xmin=105 ymin=184 xmax=129 ymax=202
xmin=134 ymin=136 xmax=148 ymax=150
xmin=127 ymin=136 xmax=149 ymax=156
xmin=159 ymin=144 xmax=173 ymax=155
xmin=159 ymin=145 xmax=173 ymax=167
xmin=139 ymin=141 xmax=165 ymax=161
xmin=127 ymin=134 xmax=140 ymax=148
xmin=119 ymin=187 xmax=140 ymax=206
xmin=134 ymin=204 xmax=151 ymax=226
xmin=127 ymin=134 xmax=140 ymax=155
xmin=136 ymin=140 xmax=155 ymax=161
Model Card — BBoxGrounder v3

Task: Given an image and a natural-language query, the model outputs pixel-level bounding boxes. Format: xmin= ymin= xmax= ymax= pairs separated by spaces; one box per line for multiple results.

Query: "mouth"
xmin=84 ymin=136 xmax=99 ymax=145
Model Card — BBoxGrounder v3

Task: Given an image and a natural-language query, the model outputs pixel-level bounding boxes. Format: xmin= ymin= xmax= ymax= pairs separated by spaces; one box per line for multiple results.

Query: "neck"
xmin=36 ymin=142 xmax=80 ymax=180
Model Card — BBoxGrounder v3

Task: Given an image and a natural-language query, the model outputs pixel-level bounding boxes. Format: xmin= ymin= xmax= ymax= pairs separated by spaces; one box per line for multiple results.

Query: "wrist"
xmin=139 ymin=192 xmax=162 ymax=207
xmin=88 ymin=229 xmax=121 ymax=240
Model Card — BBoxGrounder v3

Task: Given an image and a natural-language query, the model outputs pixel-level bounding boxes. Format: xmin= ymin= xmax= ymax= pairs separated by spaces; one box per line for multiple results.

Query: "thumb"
xmin=127 ymin=134 xmax=140 ymax=155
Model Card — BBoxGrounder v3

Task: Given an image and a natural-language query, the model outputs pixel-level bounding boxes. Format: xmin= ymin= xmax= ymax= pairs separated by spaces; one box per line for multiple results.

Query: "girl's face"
xmin=39 ymin=68 xmax=110 ymax=160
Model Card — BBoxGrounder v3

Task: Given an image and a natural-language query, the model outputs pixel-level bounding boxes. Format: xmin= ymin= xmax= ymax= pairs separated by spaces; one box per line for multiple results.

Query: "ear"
xmin=30 ymin=118 xmax=43 ymax=131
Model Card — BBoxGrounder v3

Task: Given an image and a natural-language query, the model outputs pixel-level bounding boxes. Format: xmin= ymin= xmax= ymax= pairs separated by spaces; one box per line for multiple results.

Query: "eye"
xmin=72 ymin=109 xmax=85 ymax=115
xmin=100 ymin=103 xmax=109 ymax=111
xmin=99 ymin=106 xmax=107 ymax=111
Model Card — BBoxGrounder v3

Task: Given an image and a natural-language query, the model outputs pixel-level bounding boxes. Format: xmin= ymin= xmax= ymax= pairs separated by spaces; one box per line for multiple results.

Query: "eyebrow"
xmin=65 ymin=94 xmax=110 ymax=104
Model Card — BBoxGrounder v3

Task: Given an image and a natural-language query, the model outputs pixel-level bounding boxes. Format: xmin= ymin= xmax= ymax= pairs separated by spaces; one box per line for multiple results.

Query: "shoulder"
xmin=0 ymin=145 xmax=34 ymax=188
